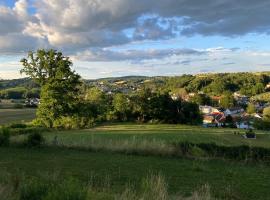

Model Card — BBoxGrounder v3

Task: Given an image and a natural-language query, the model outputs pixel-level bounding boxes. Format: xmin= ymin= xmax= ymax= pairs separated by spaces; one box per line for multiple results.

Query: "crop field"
xmin=0 ymin=108 xmax=36 ymax=125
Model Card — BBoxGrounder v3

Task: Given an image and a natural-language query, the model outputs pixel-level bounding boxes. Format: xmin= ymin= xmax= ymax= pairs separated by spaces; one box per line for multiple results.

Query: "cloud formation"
xmin=1 ymin=0 xmax=270 ymax=53
xmin=73 ymin=48 xmax=204 ymax=62
xmin=1 ymin=0 xmax=270 ymax=79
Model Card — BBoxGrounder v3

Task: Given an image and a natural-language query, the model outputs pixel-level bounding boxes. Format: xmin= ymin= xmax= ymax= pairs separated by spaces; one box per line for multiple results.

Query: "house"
xmin=253 ymin=113 xmax=263 ymax=119
xmin=224 ymin=107 xmax=244 ymax=117
xmin=203 ymin=113 xmax=226 ymax=127
xmin=233 ymin=92 xmax=249 ymax=105
xmin=266 ymin=83 xmax=270 ymax=90
xmin=199 ymin=106 xmax=223 ymax=114
xmin=171 ymin=94 xmax=179 ymax=101
xmin=25 ymin=98 xmax=40 ymax=107
xmin=235 ymin=115 xmax=254 ymax=129
xmin=236 ymin=121 xmax=252 ymax=129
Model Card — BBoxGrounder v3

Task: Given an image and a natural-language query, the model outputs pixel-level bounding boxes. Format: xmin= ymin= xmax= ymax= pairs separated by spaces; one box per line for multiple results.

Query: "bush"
xmin=53 ymin=116 xmax=95 ymax=130
xmin=25 ymin=132 xmax=45 ymax=147
xmin=174 ymin=142 xmax=270 ymax=161
xmin=8 ymin=123 xmax=27 ymax=129
xmin=0 ymin=127 xmax=10 ymax=146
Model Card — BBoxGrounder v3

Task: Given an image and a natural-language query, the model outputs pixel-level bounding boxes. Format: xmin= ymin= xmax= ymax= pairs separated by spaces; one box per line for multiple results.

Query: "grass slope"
xmin=0 ymin=147 xmax=269 ymax=199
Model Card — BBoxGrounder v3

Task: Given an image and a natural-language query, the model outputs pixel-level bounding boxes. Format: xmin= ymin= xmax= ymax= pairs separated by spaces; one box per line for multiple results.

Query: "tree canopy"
xmin=21 ymin=49 xmax=82 ymax=128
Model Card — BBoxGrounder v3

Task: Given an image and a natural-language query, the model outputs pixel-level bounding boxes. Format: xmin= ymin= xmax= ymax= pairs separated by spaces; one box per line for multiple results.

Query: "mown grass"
xmin=0 ymin=147 xmax=270 ymax=199
xmin=0 ymin=109 xmax=36 ymax=125
xmin=30 ymin=123 xmax=270 ymax=148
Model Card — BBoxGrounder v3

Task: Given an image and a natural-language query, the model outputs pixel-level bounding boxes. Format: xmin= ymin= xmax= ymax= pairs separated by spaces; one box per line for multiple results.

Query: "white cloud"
xmin=73 ymin=48 xmax=204 ymax=62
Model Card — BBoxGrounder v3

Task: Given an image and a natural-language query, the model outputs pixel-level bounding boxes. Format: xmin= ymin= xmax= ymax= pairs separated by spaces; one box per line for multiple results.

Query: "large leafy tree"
xmin=220 ymin=92 xmax=235 ymax=109
xmin=21 ymin=49 xmax=81 ymax=127
xmin=112 ymin=93 xmax=131 ymax=121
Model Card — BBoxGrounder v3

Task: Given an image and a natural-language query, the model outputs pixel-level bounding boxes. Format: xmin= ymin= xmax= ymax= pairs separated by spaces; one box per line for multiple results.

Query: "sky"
xmin=0 ymin=0 xmax=270 ymax=79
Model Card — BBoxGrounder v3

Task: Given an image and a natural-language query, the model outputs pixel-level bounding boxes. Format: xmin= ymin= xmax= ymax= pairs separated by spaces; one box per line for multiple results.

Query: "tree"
xmin=246 ymin=103 xmax=256 ymax=114
xmin=112 ymin=93 xmax=131 ymax=121
xmin=85 ymin=87 xmax=109 ymax=119
xmin=254 ymin=107 xmax=270 ymax=130
xmin=190 ymin=93 xmax=211 ymax=106
xmin=21 ymin=49 xmax=81 ymax=127
xmin=220 ymin=92 xmax=235 ymax=108
xmin=263 ymin=107 xmax=270 ymax=122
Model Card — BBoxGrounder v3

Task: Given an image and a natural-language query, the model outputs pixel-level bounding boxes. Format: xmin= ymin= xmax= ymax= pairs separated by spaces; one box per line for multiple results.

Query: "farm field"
xmin=0 ymin=108 xmax=36 ymax=125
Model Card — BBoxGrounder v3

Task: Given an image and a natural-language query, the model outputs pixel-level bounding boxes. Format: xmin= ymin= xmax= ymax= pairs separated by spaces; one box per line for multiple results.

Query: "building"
xmin=203 ymin=113 xmax=226 ymax=127
xmin=25 ymin=98 xmax=40 ymax=107
xmin=233 ymin=92 xmax=249 ymax=105
xmin=224 ymin=107 xmax=244 ymax=117
xmin=199 ymin=106 xmax=223 ymax=114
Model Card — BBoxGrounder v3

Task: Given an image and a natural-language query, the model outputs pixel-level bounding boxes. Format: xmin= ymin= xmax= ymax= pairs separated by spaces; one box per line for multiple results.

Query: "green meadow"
xmin=0 ymin=108 xmax=36 ymax=125
xmin=0 ymin=123 xmax=269 ymax=199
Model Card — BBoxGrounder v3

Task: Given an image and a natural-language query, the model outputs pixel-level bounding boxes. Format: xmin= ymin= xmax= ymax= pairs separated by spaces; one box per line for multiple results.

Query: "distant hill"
xmin=0 ymin=78 xmax=38 ymax=90
xmin=1 ymin=72 xmax=270 ymax=99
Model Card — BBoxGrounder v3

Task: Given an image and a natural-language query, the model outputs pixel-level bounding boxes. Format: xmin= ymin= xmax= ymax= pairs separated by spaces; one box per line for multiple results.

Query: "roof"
xmin=203 ymin=113 xmax=226 ymax=123
xmin=226 ymin=107 xmax=243 ymax=112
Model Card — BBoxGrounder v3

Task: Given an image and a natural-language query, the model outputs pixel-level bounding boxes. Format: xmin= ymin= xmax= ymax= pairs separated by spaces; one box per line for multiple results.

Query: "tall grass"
xmin=0 ymin=171 xmax=215 ymax=200
xmin=45 ymin=136 xmax=175 ymax=157
xmin=11 ymin=132 xmax=270 ymax=162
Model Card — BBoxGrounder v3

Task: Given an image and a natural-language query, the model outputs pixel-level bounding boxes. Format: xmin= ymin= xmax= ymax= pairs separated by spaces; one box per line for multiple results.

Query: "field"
xmin=41 ymin=124 xmax=270 ymax=148
xmin=0 ymin=108 xmax=36 ymax=125
xmin=1 ymin=146 xmax=270 ymax=200
xmin=1 ymin=123 xmax=270 ymax=199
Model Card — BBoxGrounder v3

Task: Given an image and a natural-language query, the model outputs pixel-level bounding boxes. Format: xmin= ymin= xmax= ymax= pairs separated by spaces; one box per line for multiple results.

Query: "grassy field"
xmin=39 ymin=124 xmax=270 ymax=148
xmin=0 ymin=108 xmax=36 ymax=125
xmin=0 ymin=147 xmax=270 ymax=199
xmin=3 ymin=123 xmax=270 ymax=199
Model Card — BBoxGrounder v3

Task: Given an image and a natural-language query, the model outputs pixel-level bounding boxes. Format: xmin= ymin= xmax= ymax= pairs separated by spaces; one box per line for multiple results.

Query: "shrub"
xmin=53 ymin=116 xmax=95 ymax=130
xmin=25 ymin=132 xmax=45 ymax=147
xmin=174 ymin=142 xmax=270 ymax=161
xmin=245 ymin=129 xmax=256 ymax=139
xmin=0 ymin=127 xmax=10 ymax=146
xmin=8 ymin=123 xmax=27 ymax=129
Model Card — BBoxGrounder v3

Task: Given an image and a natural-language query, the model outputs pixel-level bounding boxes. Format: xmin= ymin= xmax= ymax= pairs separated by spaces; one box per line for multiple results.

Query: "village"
xmin=199 ymin=92 xmax=269 ymax=129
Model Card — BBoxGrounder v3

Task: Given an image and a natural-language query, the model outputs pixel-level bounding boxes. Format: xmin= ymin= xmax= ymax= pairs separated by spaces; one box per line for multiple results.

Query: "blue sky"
xmin=0 ymin=0 xmax=270 ymax=79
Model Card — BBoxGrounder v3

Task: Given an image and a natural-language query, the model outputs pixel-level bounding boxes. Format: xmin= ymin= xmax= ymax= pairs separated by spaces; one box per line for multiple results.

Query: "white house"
xmin=199 ymin=106 xmax=223 ymax=114
xmin=224 ymin=107 xmax=244 ymax=117
xmin=236 ymin=121 xmax=252 ymax=129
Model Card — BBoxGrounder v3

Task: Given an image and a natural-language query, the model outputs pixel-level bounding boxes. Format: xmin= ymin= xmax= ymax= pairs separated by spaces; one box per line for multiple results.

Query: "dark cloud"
xmin=1 ymin=0 xmax=270 ymax=54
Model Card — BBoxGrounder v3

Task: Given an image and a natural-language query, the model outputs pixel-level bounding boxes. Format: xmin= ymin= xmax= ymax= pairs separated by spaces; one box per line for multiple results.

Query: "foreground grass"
xmin=0 ymin=109 xmax=36 ymax=125
xmin=0 ymin=147 xmax=270 ymax=199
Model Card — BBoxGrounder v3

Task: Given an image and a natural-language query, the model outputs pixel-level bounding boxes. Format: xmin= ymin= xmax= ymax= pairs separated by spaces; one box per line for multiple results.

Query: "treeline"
xmin=0 ymin=78 xmax=38 ymax=90
xmin=39 ymin=86 xmax=202 ymax=129
xmin=1 ymin=72 xmax=270 ymax=100
xmin=19 ymin=50 xmax=201 ymax=129
xmin=0 ymin=87 xmax=40 ymax=99
xmin=165 ymin=73 xmax=270 ymax=96
xmin=86 ymin=87 xmax=201 ymax=124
